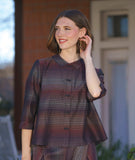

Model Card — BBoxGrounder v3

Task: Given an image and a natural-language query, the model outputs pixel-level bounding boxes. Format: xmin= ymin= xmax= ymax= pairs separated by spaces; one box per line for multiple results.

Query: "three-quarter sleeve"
xmin=87 ymin=69 xmax=107 ymax=102
xmin=19 ymin=60 xmax=41 ymax=129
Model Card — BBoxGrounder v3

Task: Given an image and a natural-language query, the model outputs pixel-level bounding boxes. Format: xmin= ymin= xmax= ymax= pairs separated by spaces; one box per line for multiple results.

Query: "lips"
xmin=59 ymin=39 xmax=67 ymax=44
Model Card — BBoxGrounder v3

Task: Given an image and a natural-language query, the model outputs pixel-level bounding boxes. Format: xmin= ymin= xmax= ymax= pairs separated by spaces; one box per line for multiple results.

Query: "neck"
xmin=60 ymin=49 xmax=80 ymax=63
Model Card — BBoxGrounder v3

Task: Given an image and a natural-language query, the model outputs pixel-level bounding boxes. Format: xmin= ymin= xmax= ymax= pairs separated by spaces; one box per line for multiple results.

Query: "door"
xmin=102 ymin=49 xmax=128 ymax=146
xmin=90 ymin=0 xmax=135 ymax=146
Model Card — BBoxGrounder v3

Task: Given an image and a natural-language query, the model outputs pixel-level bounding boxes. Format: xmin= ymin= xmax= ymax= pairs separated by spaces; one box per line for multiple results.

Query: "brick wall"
xmin=22 ymin=0 xmax=90 ymax=88
xmin=15 ymin=0 xmax=91 ymax=149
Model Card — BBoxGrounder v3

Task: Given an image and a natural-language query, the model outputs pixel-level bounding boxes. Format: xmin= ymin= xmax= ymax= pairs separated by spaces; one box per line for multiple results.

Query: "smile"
xmin=59 ymin=39 xmax=67 ymax=44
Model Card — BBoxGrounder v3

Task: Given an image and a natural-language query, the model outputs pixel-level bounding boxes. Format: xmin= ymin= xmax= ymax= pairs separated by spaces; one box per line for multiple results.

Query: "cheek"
xmin=67 ymin=31 xmax=79 ymax=40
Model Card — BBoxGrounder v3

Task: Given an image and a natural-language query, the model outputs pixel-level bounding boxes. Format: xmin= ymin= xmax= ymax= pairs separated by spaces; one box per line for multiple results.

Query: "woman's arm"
xmin=21 ymin=129 xmax=32 ymax=160
xmin=80 ymin=35 xmax=102 ymax=98
xmin=19 ymin=60 xmax=41 ymax=159
xmin=84 ymin=56 xmax=101 ymax=98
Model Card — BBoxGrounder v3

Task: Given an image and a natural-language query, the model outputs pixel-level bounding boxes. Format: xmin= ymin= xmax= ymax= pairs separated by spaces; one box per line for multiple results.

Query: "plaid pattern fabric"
xmin=31 ymin=145 xmax=86 ymax=160
xmin=31 ymin=143 xmax=97 ymax=160
xmin=20 ymin=54 xmax=107 ymax=147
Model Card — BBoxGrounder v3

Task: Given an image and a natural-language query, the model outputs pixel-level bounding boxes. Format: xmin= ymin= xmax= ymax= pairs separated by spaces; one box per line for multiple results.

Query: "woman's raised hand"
xmin=79 ymin=35 xmax=92 ymax=61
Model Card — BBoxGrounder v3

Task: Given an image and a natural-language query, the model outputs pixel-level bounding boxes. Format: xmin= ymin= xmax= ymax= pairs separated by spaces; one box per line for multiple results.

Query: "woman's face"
xmin=55 ymin=17 xmax=82 ymax=52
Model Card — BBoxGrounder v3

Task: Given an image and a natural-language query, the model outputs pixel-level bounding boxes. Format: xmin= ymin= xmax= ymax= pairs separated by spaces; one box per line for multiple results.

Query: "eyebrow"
xmin=55 ymin=25 xmax=71 ymax=28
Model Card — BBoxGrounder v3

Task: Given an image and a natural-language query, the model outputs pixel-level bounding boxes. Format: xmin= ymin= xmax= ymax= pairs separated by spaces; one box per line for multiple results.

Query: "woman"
xmin=20 ymin=9 xmax=107 ymax=160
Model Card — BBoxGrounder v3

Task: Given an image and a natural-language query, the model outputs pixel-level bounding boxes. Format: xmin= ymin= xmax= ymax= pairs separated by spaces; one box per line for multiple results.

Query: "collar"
xmin=52 ymin=54 xmax=84 ymax=69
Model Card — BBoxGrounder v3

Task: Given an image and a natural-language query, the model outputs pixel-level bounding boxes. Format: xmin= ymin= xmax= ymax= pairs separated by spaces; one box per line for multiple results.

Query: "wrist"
xmin=22 ymin=151 xmax=31 ymax=160
xmin=83 ymin=56 xmax=93 ymax=64
xmin=22 ymin=147 xmax=31 ymax=156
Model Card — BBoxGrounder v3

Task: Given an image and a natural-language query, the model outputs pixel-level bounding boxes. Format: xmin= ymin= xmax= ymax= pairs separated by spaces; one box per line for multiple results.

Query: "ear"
xmin=79 ymin=27 xmax=87 ymax=38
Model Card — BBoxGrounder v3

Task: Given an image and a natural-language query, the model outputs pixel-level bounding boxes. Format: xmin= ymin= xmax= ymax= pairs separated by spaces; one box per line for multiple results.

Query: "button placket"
xmin=63 ymin=66 xmax=73 ymax=141
xmin=64 ymin=76 xmax=72 ymax=115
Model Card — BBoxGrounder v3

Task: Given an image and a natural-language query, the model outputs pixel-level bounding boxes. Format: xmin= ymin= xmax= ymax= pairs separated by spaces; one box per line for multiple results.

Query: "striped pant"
xmin=31 ymin=143 xmax=97 ymax=160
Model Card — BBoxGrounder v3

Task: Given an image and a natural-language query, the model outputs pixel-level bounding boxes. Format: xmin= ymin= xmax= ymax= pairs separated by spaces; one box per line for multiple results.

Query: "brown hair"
xmin=47 ymin=9 xmax=94 ymax=54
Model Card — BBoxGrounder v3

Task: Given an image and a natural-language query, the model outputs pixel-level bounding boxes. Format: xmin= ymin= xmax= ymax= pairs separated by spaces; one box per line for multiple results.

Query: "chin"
xmin=59 ymin=45 xmax=76 ymax=51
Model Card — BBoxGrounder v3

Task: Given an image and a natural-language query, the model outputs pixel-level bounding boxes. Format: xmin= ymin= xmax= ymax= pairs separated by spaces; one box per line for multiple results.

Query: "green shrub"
xmin=0 ymin=98 xmax=13 ymax=115
xmin=127 ymin=147 xmax=135 ymax=160
xmin=96 ymin=140 xmax=128 ymax=160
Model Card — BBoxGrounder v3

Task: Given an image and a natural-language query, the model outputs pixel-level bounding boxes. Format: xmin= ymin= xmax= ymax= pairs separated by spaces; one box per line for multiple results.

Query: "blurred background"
xmin=0 ymin=0 xmax=14 ymax=115
xmin=0 ymin=0 xmax=135 ymax=159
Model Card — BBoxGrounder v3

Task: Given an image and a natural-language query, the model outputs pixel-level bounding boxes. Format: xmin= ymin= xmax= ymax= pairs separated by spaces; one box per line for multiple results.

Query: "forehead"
xmin=55 ymin=17 xmax=77 ymax=27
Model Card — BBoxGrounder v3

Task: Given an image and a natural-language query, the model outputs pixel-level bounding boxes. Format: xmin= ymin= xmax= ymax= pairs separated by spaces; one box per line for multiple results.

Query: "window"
xmin=107 ymin=15 xmax=128 ymax=37
xmin=101 ymin=11 xmax=128 ymax=40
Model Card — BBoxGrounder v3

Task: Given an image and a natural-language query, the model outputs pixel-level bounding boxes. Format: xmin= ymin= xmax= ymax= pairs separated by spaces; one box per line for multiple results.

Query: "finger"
xmin=81 ymin=35 xmax=92 ymax=42
xmin=79 ymin=35 xmax=92 ymax=44
xmin=79 ymin=37 xmax=88 ymax=44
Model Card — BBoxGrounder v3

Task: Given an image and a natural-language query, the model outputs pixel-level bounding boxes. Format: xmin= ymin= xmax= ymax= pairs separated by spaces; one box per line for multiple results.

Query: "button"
xmin=64 ymin=127 xmax=69 ymax=130
xmin=65 ymin=94 xmax=70 ymax=97
xmin=66 ymin=79 xmax=71 ymax=82
xmin=64 ymin=111 xmax=71 ymax=114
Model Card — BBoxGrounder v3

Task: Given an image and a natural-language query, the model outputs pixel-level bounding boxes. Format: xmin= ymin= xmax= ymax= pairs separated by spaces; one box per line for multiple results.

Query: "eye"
xmin=65 ymin=27 xmax=71 ymax=30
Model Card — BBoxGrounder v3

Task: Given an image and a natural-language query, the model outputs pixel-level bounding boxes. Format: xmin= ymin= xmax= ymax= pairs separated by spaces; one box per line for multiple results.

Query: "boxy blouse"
xmin=19 ymin=54 xmax=106 ymax=147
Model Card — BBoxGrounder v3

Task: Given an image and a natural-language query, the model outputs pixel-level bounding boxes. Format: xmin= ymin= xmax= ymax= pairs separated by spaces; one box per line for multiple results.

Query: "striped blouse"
xmin=19 ymin=54 xmax=107 ymax=147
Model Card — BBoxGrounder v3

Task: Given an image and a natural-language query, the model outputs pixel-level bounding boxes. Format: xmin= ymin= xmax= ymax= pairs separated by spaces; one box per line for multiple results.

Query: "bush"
xmin=127 ymin=147 xmax=135 ymax=160
xmin=96 ymin=140 xmax=128 ymax=160
xmin=0 ymin=98 xmax=13 ymax=115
